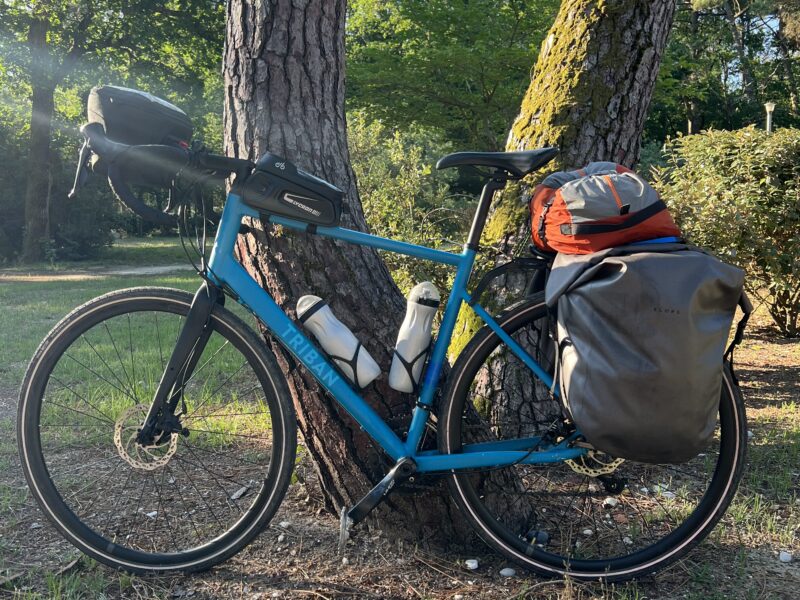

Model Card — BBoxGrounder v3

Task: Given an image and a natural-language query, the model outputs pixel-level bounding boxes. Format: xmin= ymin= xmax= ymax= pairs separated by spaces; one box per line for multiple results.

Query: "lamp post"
xmin=765 ymin=102 xmax=776 ymax=134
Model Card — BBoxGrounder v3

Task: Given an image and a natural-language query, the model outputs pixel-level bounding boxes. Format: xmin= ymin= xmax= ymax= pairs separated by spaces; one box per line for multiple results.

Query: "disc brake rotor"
xmin=114 ymin=404 xmax=178 ymax=471
xmin=565 ymin=450 xmax=624 ymax=477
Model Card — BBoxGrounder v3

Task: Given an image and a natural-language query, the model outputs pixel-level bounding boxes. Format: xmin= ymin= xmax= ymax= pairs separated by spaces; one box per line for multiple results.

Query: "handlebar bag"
xmin=88 ymin=86 xmax=193 ymax=147
xmin=545 ymin=243 xmax=746 ymax=463
xmin=530 ymin=162 xmax=681 ymax=254
xmin=241 ymin=152 xmax=343 ymax=227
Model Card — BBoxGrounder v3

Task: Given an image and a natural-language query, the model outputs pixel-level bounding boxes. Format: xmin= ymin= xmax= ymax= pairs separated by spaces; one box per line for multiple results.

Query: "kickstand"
xmin=337 ymin=457 xmax=416 ymax=553
xmin=338 ymin=507 xmax=353 ymax=553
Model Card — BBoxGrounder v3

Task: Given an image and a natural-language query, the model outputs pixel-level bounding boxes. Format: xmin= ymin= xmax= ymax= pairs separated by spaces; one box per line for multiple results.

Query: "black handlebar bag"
xmin=545 ymin=243 xmax=747 ymax=464
xmin=88 ymin=85 xmax=193 ymax=146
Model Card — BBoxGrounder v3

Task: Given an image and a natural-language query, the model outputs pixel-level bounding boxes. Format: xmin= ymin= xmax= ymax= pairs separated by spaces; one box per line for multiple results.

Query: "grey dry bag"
xmin=545 ymin=243 xmax=749 ymax=464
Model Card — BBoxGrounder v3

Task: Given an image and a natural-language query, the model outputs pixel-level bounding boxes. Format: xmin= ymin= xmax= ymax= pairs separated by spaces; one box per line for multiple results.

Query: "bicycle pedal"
xmin=338 ymin=506 xmax=353 ymax=553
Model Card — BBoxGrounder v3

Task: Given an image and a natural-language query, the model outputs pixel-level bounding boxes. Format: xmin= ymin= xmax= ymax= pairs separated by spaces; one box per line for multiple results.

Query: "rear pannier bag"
xmin=530 ymin=162 xmax=681 ymax=254
xmin=545 ymin=244 xmax=747 ymax=463
xmin=88 ymin=85 xmax=193 ymax=146
xmin=241 ymin=152 xmax=343 ymax=227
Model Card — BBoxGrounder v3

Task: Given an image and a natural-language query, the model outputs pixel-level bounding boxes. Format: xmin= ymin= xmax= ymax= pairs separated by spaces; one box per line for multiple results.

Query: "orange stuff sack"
xmin=530 ymin=162 xmax=681 ymax=254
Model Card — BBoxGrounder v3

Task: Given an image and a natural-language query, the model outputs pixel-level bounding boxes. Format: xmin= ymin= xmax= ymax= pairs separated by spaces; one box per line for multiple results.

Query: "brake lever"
xmin=68 ymin=139 xmax=92 ymax=200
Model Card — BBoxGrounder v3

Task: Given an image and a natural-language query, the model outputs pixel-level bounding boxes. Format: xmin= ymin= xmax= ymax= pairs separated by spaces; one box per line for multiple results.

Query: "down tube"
xmin=210 ymin=275 xmax=407 ymax=459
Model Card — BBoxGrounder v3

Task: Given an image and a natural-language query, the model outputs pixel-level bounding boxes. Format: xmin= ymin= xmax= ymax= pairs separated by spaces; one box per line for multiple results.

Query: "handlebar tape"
xmin=78 ymin=123 xmax=254 ymax=223
xmin=107 ymin=163 xmax=177 ymax=226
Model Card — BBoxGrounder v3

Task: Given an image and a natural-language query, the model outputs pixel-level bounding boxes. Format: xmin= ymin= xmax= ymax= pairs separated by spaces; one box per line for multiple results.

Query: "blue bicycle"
xmin=17 ymin=124 xmax=746 ymax=582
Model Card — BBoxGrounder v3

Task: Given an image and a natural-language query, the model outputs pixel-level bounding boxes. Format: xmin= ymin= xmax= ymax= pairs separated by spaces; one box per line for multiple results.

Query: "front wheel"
xmin=439 ymin=294 xmax=747 ymax=582
xmin=18 ymin=287 xmax=297 ymax=574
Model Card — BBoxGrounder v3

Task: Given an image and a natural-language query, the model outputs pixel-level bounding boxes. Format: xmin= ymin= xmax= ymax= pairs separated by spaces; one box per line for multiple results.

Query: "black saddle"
xmin=436 ymin=147 xmax=559 ymax=178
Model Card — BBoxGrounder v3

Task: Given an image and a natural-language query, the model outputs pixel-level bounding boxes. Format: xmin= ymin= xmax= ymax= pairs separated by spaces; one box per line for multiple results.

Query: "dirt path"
xmin=0 ymin=264 xmax=192 ymax=283
xmin=1 ymin=316 xmax=797 ymax=598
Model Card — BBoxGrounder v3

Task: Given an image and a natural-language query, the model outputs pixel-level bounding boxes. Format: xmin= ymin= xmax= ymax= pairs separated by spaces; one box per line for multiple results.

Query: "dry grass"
xmin=0 ymin=249 xmax=797 ymax=599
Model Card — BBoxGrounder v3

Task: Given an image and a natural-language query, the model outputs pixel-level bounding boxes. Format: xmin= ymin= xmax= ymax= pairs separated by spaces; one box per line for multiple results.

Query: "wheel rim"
xmin=21 ymin=296 xmax=283 ymax=566
xmin=446 ymin=300 xmax=742 ymax=577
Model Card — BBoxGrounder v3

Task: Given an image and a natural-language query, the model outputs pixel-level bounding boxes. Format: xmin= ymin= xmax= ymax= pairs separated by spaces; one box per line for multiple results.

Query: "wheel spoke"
xmin=440 ymin=296 xmax=742 ymax=578
xmin=80 ymin=335 xmax=139 ymax=402
xmin=21 ymin=293 xmax=292 ymax=572
xmin=103 ymin=321 xmax=136 ymax=397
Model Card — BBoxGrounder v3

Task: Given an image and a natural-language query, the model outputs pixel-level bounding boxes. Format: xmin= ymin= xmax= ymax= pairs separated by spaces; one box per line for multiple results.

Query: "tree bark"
xmin=467 ymin=0 xmax=677 ymax=433
xmin=21 ymin=18 xmax=54 ymax=263
xmin=223 ymin=0 xmax=461 ymax=541
xmin=507 ymin=0 xmax=676 ymax=168
xmin=723 ymin=1 xmax=759 ymax=106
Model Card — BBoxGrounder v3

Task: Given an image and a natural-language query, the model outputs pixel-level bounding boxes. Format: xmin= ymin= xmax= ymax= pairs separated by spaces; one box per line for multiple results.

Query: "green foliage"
xmin=0 ymin=0 xmax=225 ymax=261
xmin=653 ymin=126 xmax=800 ymax=336
xmin=347 ymin=0 xmax=558 ymax=151
xmin=645 ymin=1 xmax=800 ymax=145
xmin=637 ymin=139 xmax=668 ymax=179
xmin=348 ymin=111 xmax=471 ymax=294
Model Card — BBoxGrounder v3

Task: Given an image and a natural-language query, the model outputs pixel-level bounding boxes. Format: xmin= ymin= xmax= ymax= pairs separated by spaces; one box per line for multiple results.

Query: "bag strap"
xmin=559 ymin=199 xmax=668 ymax=236
xmin=537 ymin=195 xmax=556 ymax=248
xmin=724 ymin=291 xmax=753 ymax=384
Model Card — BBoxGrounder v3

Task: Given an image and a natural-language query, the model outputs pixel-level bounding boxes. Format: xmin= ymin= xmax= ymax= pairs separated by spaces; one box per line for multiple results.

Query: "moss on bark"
xmin=450 ymin=0 xmax=676 ymax=361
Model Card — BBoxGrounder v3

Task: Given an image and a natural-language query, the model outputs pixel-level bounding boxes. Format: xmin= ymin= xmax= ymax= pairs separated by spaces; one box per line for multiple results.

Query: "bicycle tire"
xmin=439 ymin=293 xmax=747 ymax=582
xmin=18 ymin=287 xmax=297 ymax=574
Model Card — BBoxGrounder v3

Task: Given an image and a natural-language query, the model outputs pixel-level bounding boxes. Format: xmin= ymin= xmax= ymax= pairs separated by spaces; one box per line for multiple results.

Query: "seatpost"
xmin=466 ymin=173 xmax=508 ymax=251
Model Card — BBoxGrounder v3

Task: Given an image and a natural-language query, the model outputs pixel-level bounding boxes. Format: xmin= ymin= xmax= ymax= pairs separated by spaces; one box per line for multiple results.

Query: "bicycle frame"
xmin=203 ymin=192 xmax=585 ymax=473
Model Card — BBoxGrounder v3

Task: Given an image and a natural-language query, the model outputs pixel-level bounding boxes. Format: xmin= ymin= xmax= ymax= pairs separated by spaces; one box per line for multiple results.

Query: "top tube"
xmin=267 ymin=214 xmax=465 ymax=266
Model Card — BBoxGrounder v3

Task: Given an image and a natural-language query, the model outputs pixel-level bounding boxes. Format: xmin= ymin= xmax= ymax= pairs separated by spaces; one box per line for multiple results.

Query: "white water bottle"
xmin=388 ymin=282 xmax=440 ymax=393
xmin=296 ymin=295 xmax=381 ymax=388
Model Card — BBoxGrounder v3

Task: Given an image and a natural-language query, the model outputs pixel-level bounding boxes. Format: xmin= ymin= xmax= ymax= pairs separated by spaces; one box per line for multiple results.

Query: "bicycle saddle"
xmin=436 ymin=147 xmax=559 ymax=178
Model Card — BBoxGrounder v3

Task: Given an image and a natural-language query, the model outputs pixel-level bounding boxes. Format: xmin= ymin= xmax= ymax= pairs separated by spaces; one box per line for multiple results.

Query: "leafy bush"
xmin=348 ymin=112 xmax=471 ymax=294
xmin=653 ymin=126 xmax=800 ymax=337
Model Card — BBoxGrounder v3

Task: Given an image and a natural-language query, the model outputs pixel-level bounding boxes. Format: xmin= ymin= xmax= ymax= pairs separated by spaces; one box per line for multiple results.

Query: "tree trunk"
xmin=469 ymin=0 xmax=677 ymax=434
xmin=223 ymin=0 xmax=461 ymax=542
xmin=723 ymin=1 xmax=759 ymax=106
xmin=685 ymin=10 xmax=704 ymax=135
xmin=21 ymin=18 xmax=54 ymax=263
xmin=482 ymin=0 xmax=677 ymax=259
xmin=777 ymin=11 xmax=799 ymax=115
xmin=507 ymin=0 xmax=676 ymax=168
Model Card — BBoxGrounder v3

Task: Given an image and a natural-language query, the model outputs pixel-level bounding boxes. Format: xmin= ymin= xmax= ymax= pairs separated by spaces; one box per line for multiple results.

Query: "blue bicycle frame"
xmin=204 ymin=192 xmax=586 ymax=473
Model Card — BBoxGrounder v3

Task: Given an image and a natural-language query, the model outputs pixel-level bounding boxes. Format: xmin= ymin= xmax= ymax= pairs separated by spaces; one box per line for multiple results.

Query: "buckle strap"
xmin=560 ymin=200 xmax=668 ymax=236
xmin=724 ymin=291 xmax=753 ymax=385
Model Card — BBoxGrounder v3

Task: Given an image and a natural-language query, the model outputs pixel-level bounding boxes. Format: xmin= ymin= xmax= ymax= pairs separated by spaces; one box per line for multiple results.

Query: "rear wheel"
xmin=440 ymin=294 xmax=747 ymax=582
xmin=18 ymin=287 xmax=296 ymax=573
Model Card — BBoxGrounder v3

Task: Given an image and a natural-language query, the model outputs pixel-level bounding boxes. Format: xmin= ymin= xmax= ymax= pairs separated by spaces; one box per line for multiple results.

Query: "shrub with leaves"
xmin=653 ymin=126 xmax=800 ymax=336
xmin=348 ymin=111 xmax=471 ymax=294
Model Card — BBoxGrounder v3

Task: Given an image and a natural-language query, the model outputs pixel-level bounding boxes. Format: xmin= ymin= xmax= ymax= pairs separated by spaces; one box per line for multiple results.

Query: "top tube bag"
xmin=545 ymin=243 xmax=748 ymax=463
xmin=240 ymin=152 xmax=343 ymax=227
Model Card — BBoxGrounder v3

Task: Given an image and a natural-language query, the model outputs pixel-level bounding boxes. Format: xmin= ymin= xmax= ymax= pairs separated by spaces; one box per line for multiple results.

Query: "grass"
xmin=0 ymin=274 xmax=199 ymax=391
xmin=0 ymin=236 xmax=798 ymax=598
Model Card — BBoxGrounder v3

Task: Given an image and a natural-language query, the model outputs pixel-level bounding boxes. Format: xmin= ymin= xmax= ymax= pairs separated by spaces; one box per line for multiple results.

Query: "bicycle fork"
xmin=137 ymin=281 xmax=223 ymax=445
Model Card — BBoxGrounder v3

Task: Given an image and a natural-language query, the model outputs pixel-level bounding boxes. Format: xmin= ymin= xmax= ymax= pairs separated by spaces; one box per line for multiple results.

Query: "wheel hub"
xmin=114 ymin=404 xmax=178 ymax=471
